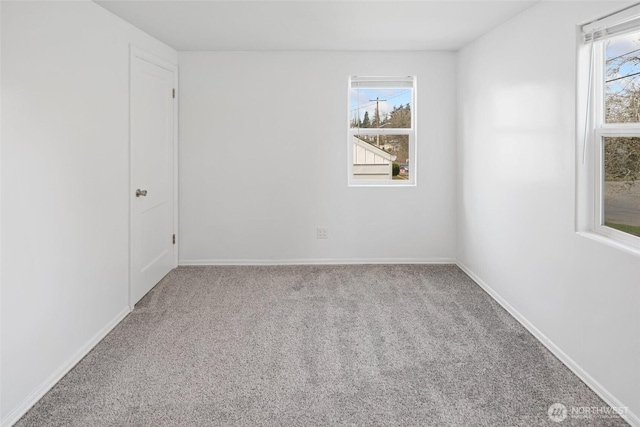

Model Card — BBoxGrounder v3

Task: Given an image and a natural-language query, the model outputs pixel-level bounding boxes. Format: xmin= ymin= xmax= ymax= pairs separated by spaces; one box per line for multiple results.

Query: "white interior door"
xmin=130 ymin=50 xmax=176 ymax=306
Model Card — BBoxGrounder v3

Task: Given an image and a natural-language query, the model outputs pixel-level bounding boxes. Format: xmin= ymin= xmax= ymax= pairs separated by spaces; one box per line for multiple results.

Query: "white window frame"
xmin=579 ymin=7 xmax=640 ymax=254
xmin=593 ymin=130 xmax=640 ymax=248
xmin=347 ymin=76 xmax=417 ymax=187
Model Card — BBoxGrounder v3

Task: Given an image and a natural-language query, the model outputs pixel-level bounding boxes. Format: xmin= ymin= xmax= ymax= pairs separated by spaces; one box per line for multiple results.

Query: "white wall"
xmin=457 ymin=1 xmax=640 ymax=424
xmin=0 ymin=2 xmax=176 ymax=425
xmin=8 ymin=1 xmax=636 ymax=425
xmin=178 ymin=51 xmax=457 ymax=264
xmin=0 ymin=0 xmax=3 ymax=417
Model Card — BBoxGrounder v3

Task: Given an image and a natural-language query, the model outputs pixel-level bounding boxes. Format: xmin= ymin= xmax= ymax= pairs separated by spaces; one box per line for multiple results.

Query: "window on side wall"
xmin=582 ymin=7 xmax=640 ymax=249
xmin=348 ymin=76 xmax=416 ymax=186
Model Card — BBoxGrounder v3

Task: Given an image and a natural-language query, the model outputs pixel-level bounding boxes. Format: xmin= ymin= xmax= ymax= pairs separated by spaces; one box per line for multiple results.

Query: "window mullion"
xmin=350 ymin=128 xmax=412 ymax=135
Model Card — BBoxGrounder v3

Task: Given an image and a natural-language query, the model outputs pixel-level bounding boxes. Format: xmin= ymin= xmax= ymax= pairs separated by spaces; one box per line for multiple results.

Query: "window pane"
xmin=603 ymin=137 xmax=640 ymax=237
xmin=605 ymin=32 xmax=640 ymax=123
xmin=352 ymin=135 xmax=409 ymax=180
xmin=350 ymin=88 xmax=412 ymax=129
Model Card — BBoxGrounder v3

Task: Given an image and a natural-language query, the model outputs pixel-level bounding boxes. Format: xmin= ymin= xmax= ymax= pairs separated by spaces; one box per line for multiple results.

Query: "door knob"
xmin=136 ymin=189 xmax=148 ymax=197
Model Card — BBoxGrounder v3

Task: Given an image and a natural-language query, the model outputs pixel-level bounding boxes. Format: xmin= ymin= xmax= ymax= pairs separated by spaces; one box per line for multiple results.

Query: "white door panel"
xmin=131 ymin=52 xmax=176 ymax=306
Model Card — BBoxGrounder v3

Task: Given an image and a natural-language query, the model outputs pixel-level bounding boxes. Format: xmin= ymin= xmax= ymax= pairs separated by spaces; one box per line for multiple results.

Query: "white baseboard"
xmin=456 ymin=262 xmax=639 ymax=427
xmin=1 ymin=307 xmax=131 ymax=427
xmin=179 ymin=257 xmax=456 ymax=266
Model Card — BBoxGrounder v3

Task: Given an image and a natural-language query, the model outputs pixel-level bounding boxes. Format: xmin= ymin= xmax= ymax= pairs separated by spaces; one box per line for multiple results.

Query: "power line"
xmin=606 ymin=70 xmax=640 ymax=83
xmin=607 ymin=48 xmax=640 ymax=63
xmin=609 ymin=74 xmax=636 ymax=95
xmin=349 ymin=89 xmax=410 ymax=113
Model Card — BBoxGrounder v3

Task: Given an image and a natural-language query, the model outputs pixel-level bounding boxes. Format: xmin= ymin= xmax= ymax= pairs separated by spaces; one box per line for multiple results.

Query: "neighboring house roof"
xmin=353 ymin=137 xmax=397 ymax=162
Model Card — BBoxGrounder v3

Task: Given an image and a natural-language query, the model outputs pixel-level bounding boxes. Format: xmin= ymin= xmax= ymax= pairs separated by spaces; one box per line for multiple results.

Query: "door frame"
xmin=128 ymin=45 xmax=179 ymax=310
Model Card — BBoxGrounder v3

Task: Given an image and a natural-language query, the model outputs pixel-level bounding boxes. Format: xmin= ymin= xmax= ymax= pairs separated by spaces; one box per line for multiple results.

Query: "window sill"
xmin=348 ymin=182 xmax=417 ymax=188
xmin=576 ymin=231 xmax=640 ymax=257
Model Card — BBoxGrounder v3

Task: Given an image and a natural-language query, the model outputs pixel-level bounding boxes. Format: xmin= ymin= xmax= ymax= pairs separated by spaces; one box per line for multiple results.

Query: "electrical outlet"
xmin=317 ymin=227 xmax=329 ymax=239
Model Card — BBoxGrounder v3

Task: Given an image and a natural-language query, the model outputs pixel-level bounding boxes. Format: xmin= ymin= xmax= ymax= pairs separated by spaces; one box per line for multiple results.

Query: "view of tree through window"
xmin=350 ymin=86 xmax=412 ymax=181
xmin=603 ymin=33 xmax=640 ymax=237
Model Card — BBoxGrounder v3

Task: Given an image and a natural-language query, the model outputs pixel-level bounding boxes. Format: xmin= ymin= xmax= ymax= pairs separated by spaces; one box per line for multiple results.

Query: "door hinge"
xmin=172 ymin=88 xmax=176 ymax=98
xmin=172 ymin=234 xmax=176 ymax=244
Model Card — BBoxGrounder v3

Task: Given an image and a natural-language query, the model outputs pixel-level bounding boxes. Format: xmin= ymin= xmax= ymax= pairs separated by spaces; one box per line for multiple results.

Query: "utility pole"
xmin=369 ymin=96 xmax=386 ymax=147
